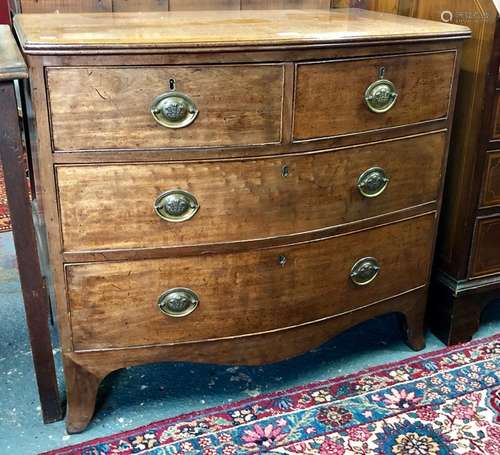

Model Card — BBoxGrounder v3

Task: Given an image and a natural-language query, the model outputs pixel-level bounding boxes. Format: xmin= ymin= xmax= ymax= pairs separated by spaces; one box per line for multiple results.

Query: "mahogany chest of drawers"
xmin=13 ymin=8 xmax=469 ymax=432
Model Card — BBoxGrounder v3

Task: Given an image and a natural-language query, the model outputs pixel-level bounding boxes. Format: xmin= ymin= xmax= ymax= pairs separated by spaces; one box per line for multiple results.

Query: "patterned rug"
xmin=0 ymin=167 xmax=11 ymax=233
xmin=43 ymin=335 xmax=500 ymax=454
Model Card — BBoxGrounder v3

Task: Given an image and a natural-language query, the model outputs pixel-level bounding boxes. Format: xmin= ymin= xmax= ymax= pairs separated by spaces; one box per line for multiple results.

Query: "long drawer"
xmin=57 ymin=131 xmax=445 ymax=253
xmin=46 ymin=64 xmax=285 ymax=151
xmin=294 ymin=51 xmax=456 ymax=141
xmin=66 ymin=214 xmax=435 ymax=350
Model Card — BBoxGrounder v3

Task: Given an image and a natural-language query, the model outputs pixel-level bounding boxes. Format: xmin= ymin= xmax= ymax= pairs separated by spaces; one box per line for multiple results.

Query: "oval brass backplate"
xmin=364 ymin=79 xmax=398 ymax=114
xmin=357 ymin=167 xmax=390 ymax=198
xmin=154 ymin=189 xmax=199 ymax=223
xmin=158 ymin=288 xmax=199 ymax=318
xmin=350 ymin=257 xmax=381 ymax=286
xmin=151 ymin=91 xmax=199 ymax=129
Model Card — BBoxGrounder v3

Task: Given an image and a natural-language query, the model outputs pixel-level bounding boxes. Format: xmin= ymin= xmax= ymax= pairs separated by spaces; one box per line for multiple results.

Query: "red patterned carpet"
xmin=0 ymin=167 xmax=11 ymax=233
xmin=42 ymin=334 xmax=500 ymax=455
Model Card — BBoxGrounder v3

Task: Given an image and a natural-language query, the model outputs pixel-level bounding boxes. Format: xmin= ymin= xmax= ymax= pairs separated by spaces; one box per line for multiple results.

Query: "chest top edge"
xmin=13 ymin=8 xmax=471 ymax=56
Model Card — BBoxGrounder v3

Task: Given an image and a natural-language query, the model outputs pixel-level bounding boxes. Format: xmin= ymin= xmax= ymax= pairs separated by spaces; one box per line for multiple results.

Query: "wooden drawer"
xmin=67 ymin=214 xmax=435 ymax=350
xmin=470 ymin=215 xmax=500 ymax=278
xmin=480 ymin=151 xmax=500 ymax=207
xmin=46 ymin=64 xmax=284 ymax=151
xmin=57 ymin=132 xmax=446 ymax=253
xmin=293 ymin=51 xmax=456 ymax=141
xmin=493 ymin=90 xmax=500 ymax=140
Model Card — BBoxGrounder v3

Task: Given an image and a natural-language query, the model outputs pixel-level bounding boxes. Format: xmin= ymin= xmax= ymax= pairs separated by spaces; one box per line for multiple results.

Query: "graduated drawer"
xmin=46 ymin=64 xmax=284 ymax=151
xmin=67 ymin=214 xmax=434 ymax=351
xmin=480 ymin=150 xmax=500 ymax=207
xmin=293 ymin=51 xmax=456 ymax=141
xmin=57 ymin=131 xmax=445 ymax=253
xmin=470 ymin=215 xmax=500 ymax=278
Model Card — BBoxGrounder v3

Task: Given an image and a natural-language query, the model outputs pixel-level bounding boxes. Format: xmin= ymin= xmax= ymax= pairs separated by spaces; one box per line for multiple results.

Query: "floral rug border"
xmin=43 ymin=334 xmax=500 ymax=454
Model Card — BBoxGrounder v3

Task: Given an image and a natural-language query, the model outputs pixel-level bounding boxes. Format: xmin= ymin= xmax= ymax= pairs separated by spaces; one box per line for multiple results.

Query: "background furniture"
xmin=14 ymin=8 xmax=468 ymax=432
xmin=8 ymin=0 xmax=402 ymax=14
xmin=0 ymin=25 xmax=63 ymax=423
xmin=399 ymin=1 xmax=500 ymax=345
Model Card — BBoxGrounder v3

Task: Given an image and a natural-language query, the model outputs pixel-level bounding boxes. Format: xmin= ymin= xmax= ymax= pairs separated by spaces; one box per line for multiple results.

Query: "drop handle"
xmin=154 ymin=189 xmax=199 ymax=223
xmin=350 ymin=257 xmax=380 ymax=286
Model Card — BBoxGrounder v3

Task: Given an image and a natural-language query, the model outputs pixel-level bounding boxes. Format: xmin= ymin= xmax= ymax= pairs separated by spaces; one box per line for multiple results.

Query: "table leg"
xmin=0 ymin=81 xmax=63 ymax=423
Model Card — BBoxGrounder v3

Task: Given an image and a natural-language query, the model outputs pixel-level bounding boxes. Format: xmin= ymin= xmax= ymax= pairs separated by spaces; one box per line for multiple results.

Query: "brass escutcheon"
xmin=158 ymin=288 xmax=199 ymax=318
xmin=364 ymin=79 xmax=398 ymax=113
xmin=350 ymin=257 xmax=381 ymax=286
xmin=151 ymin=91 xmax=198 ymax=129
xmin=357 ymin=167 xmax=390 ymax=198
xmin=154 ymin=189 xmax=199 ymax=223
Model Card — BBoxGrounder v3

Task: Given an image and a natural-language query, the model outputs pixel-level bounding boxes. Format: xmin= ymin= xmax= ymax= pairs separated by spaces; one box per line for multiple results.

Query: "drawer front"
xmin=293 ymin=51 xmax=456 ymax=141
xmin=493 ymin=91 xmax=500 ymax=140
xmin=47 ymin=64 xmax=284 ymax=151
xmin=481 ymin=151 xmax=500 ymax=207
xmin=470 ymin=215 xmax=500 ymax=278
xmin=57 ymin=132 xmax=445 ymax=252
xmin=67 ymin=214 xmax=435 ymax=350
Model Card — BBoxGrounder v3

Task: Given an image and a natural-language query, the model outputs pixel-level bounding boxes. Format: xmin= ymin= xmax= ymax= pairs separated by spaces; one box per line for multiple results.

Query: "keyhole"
xmin=379 ymin=67 xmax=386 ymax=79
xmin=281 ymin=164 xmax=289 ymax=178
xmin=169 ymin=78 xmax=176 ymax=91
xmin=278 ymin=255 xmax=287 ymax=267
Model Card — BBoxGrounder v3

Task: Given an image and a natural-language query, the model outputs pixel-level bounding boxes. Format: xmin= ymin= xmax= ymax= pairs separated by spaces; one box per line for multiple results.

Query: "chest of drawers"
xmin=13 ymin=8 xmax=469 ymax=432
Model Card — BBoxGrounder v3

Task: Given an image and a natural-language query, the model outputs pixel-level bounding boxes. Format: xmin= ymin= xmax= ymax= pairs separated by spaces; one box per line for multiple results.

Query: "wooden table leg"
xmin=0 ymin=80 xmax=63 ymax=423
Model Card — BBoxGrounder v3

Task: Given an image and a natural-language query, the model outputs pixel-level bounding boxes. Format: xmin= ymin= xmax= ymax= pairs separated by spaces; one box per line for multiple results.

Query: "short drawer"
xmin=46 ymin=64 xmax=284 ymax=151
xmin=67 ymin=214 xmax=435 ymax=350
xmin=57 ymin=131 xmax=445 ymax=252
xmin=293 ymin=51 xmax=456 ymax=141
xmin=470 ymin=215 xmax=500 ymax=278
xmin=480 ymin=151 xmax=500 ymax=207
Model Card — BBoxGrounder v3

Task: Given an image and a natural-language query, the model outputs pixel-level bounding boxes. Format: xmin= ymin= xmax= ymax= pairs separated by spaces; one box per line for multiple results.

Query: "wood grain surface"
xmin=113 ymin=0 xmax=169 ymax=11
xmin=18 ymin=0 xmax=112 ymax=13
xmin=294 ymin=51 xmax=456 ymax=140
xmin=16 ymin=0 xmax=334 ymax=13
xmin=241 ymin=0 xmax=331 ymax=7
xmin=57 ymin=132 xmax=445 ymax=252
xmin=63 ymin=287 xmax=427 ymax=433
xmin=66 ymin=214 xmax=435 ymax=350
xmin=170 ymin=0 xmax=240 ymax=9
xmin=13 ymin=0 xmax=406 ymax=14
xmin=47 ymin=64 xmax=284 ymax=151
xmin=13 ymin=9 xmax=470 ymax=53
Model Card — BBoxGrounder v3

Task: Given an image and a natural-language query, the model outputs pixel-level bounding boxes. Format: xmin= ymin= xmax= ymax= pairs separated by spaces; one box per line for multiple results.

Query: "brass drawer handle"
xmin=154 ymin=189 xmax=199 ymax=223
xmin=151 ymin=91 xmax=198 ymax=129
xmin=158 ymin=288 xmax=199 ymax=318
xmin=364 ymin=79 xmax=398 ymax=113
xmin=357 ymin=167 xmax=390 ymax=198
xmin=350 ymin=257 xmax=380 ymax=286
